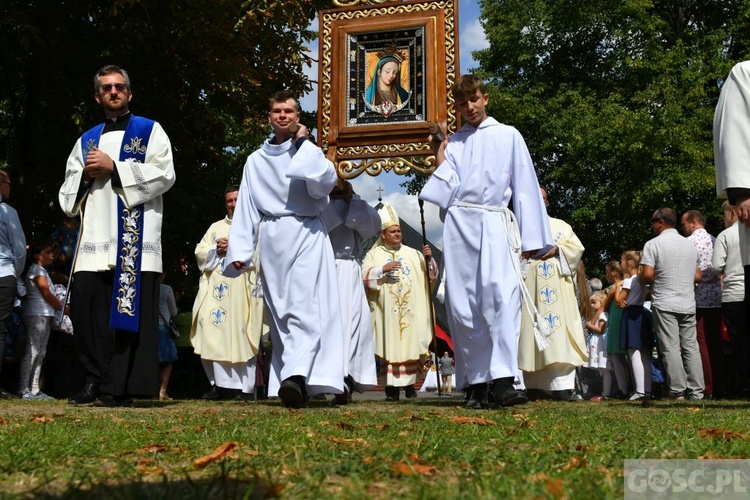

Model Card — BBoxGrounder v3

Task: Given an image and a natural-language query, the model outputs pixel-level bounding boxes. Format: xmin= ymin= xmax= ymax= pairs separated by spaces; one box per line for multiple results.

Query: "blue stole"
xmin=80 ymin=115 xmax=155 ymax=333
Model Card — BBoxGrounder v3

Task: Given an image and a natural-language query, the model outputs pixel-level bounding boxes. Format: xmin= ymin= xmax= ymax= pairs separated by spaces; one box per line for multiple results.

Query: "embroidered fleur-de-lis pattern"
xmin=115 ymin=206 xmax=142 ymax=316
xmin=542 ymin=312 xmax=560 ymax=331
xmin=83 ymin=138 xmax=97 ymax=160
xmin=213 ymin=282 xmax=229 ymax=300
xmin=210 ymin=307 xmax=227 ymax=326
xmin=539 ymin=285 xmax=557 ymax=305
xmin=537 ymin=260 xmax=554 ymax=279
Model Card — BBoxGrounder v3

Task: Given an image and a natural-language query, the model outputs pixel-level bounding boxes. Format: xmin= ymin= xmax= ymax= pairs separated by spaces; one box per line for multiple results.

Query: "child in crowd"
xmin=603 ymin=260 xmax=629 ymax=398
xmin=585 ymin=291 xmax=611 ymax=401
xmin=18 ymin=240 xmax=68 ymax=400
xmin=617 ymin=250 xmax=653 ymax=401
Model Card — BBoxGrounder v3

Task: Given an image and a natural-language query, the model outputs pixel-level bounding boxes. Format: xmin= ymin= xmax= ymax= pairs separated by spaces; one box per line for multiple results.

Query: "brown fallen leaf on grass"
xmin=448 ymin=416 xmax=496 ymax=426
xmin=329 ymin=437 xmax=366 ymax=446
xmin=0 ymin=417 xmax=8 ymax=426
xmin=546 ymin=478 xmax=564 ymax=499
xmin=30 ymin=414 xmax=54 ymax=424
xmin=698 ymin=428 xmax=748 ymax=440
xmin=137 ymin=444 xmax=170 ymax=454
xmin=389 ymin=454 xmax=437 ymax=476
xmin=561 ymin=457 xmax=588 ymax=470
xmin=136 ymin=458 xmax=165 ymax=476
xmin=336 ymin=421 xmax=355 ymax=430
xmin=390 ymin=461 xmax=436 ymax=476
xmin=194 ymin=441 xmax=239 ymax=469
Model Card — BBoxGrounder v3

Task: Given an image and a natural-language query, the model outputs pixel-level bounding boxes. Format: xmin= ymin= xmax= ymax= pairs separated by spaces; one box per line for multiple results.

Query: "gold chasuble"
xmin=362 ymin=206 xmax=433 ymax=387
xmin=190 ymin=217 xmax=264 ymax=363
xmin=519 ymin=217 xmax=588 ymax=389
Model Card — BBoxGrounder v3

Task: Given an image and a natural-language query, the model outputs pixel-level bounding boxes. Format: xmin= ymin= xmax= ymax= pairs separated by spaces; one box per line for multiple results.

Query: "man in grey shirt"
xmin=641 ymin=207 xmax=703 ymax=400
xmin=0 ymin=170 xmax=27 ymax=399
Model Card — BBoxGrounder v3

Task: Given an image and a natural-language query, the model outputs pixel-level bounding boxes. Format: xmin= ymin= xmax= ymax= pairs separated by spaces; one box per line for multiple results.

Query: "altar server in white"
xmin=59 ymin=65 xmax=175 ymax=407
xmin=224 ymin=90 xmax=344 ymax=408
xmin=320 ymin=182 xmax=381 ymax=403
xmin=419 ymin=75 xmax=552 ymax=409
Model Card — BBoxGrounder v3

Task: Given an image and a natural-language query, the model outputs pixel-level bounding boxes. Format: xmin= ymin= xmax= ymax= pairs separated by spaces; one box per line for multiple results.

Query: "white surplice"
xmin=320 ymin=196 xmax=380 ymax=391
xmin=715 ymin=60 xmax=750 ymax=265
xmin=59 ymin=122 xmax=175 ymax=273
xmin=419 ymin=117 xmax=552 ymax=387
xmin=224 ymin=138 xmax=344 ymax=397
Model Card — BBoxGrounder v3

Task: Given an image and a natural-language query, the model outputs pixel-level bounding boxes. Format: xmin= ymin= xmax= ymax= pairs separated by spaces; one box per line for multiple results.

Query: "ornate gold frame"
xmin=319 ymin=0 xmax=458 ymax=179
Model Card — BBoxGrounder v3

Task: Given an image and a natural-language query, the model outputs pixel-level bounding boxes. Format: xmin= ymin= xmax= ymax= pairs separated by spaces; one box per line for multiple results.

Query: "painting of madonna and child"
xmin=347 ymin=29 xmax=426 ymax=126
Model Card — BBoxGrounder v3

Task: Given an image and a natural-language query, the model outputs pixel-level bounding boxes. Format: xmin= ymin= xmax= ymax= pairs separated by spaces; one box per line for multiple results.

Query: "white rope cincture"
xmin=454 ymin=201 xmax=552 ymax=351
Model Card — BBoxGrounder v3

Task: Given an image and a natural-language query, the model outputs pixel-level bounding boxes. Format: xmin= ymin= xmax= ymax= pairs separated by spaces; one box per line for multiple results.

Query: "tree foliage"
xmin=400 ymin=0 xmax=750 ymax=275
xmin=473 ymin=0 xmax=750 ymax=273
xmin=0 ymin=0 xmax=331 ymax=299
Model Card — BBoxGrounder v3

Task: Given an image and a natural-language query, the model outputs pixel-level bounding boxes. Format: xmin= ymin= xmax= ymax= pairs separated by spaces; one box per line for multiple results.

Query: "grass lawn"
xmin=1 ymin=396 xmax=749 ymax=498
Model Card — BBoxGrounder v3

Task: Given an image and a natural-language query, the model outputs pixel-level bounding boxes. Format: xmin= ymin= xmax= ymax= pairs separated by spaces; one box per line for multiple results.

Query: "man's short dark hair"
xmin=225 ymin=185 xmax=240 ymax=194
xmin=268 ymin=90 xmax=300 ymax=113
xmin=684 ymin=209 xmax=706 ymax=227
xmin=94 ymin=65 xmax=131 ymax=92
xmin=654 ymin=207 xmax=677 ymax=227
xmin=451 ymin=74 xmax=486 ymax=101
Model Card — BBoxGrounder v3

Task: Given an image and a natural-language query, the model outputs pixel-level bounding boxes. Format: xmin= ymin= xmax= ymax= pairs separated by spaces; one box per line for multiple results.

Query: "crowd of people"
xmin=1 ymin=62 xmax=749 ymax=410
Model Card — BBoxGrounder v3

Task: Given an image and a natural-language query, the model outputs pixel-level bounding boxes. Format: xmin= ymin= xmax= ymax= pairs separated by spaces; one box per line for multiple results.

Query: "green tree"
xmin=0 ymin=0 xmax=330 ymax=300
xmin=473 ymin=0 xmax=750 ymax=273
xmin=403 ymin=0 xmax=750 ymax=275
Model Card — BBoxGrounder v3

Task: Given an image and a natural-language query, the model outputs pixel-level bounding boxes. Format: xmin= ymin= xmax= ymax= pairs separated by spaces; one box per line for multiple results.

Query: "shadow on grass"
xmin=34 ymin=466 xmax=282 ymax=499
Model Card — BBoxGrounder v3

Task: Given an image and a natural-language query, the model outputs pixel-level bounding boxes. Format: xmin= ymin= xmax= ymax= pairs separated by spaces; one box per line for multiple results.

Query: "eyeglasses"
xmin=0 ymin=180 xmax=10 ymax=186
xmin=99 ymin=83 xmax=129 ymax=93
xmin=651 ymin=217 xmax=663 ymax=223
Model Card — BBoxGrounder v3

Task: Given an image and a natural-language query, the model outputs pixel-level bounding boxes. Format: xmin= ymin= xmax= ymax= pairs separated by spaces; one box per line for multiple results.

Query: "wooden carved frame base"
xmin=319 ymin=0 xmax=458 ymax=179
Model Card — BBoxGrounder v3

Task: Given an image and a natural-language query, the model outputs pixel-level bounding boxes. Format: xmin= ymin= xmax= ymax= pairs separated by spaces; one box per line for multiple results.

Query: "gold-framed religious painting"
xmin=319 ymin=0 xmax=458 ymax=178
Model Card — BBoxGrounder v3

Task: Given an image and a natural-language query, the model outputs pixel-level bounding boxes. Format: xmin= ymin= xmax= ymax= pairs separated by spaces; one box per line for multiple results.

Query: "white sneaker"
xmin=22 ymin=391 xmax=55 ymax=401
xmin=629 ymin=392 xmax=646 ymax=401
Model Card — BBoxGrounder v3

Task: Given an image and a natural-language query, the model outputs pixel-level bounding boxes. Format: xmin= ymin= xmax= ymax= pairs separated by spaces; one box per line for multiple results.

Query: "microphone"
xmin=427 ymin=122 xmax=445 ymax=142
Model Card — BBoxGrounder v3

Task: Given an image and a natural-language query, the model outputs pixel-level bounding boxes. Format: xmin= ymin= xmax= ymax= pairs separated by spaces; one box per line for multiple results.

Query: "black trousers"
xmin=723 ymin=301 xmax=748 ymax=392
xmin=0 ymin=275 xmax=16 ymax=376
xmin=70 ymin=271 xmax=159 ymax=397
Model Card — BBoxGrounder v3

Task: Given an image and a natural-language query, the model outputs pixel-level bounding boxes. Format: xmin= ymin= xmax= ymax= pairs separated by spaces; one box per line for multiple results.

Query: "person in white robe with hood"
xmin=319 ymin=181 xmax=380 ymax=403
xmin=224 ymin=90 xmax=344 ymax=408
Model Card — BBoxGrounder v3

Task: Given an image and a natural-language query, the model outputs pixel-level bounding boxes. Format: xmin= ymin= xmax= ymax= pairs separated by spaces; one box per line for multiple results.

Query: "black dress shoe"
xmin=278 ymin=376 xmax=307 ymax=408
xmin=201 ymin=385 xmax=221 ymax=400
xmin=334 ymin=376 xmax=353 ymax=405
xmin=492 ymin=377 xmax=528 ymax=407
xmin=464 ymin=383 xmax=488 ymax=409
xmin=93 ymin=394 xmax=133 ymax=408
xmin=0 ymin=388 xmax=19 ymax=399
xmin=404 ymin=385 xmax=418 ymax=399
xmin=69 ymin=383 xmax=98 ymax=405
xmin=384 ymin=386 xmax=400 ymax=401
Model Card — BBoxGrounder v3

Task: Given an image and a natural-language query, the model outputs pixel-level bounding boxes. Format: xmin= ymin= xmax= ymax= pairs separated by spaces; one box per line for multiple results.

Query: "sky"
xmin=300 ymin=0 xmax=487 ymax=249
